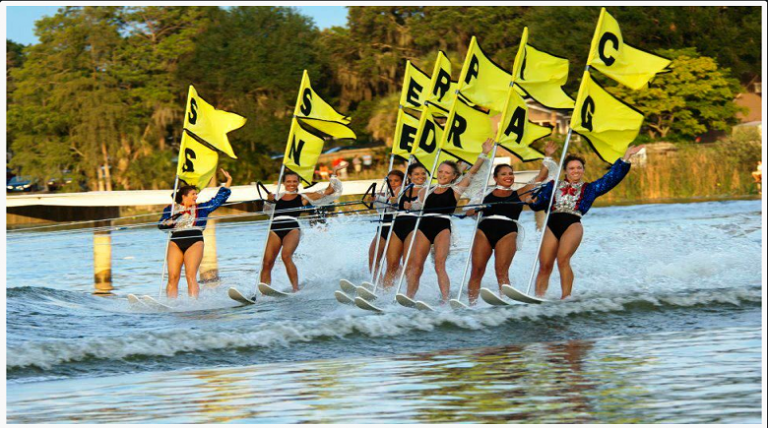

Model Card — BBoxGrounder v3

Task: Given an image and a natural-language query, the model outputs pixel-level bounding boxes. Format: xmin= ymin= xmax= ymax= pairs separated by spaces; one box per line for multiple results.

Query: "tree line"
xmin=6 ymin=6 xmax=761 ymax=191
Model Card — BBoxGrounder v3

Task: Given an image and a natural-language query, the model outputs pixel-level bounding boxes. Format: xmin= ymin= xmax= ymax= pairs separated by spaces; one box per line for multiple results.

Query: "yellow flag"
xmin=458 ymin=37 xmax=512 ymax=114
xmin=294 ymin=70 xmax=352 ymax=125
xmin=570 ymin=71 xmax=643 ymax=163
xmin=183 ymin=85 xmax=246 ymax=159
xmin=392 ymin=109 xmax=421 ymax=158
xmin=441 ymin=97 xmax=494 ymax=165
xmin=511 ymin=28 xmax=575 ymax=110
xmin=411 ymin=105 xmax=457 ymax=173
xmin=425 ymin=51 xmax=458 ymax=116
xmin=399 ymin=61 xmax=432 ymax=110
xmin=176 ymin=131 xmax=219 ymax=188
xmin=587 ymin=8 xmax=672 ymax=90
xmin=497 ymin=88 xmax=551 ymax=161
xmin=283 ymin=119 xmax=326 ymax=185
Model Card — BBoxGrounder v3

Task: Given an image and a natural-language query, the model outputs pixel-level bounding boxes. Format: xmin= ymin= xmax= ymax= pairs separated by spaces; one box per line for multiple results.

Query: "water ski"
xmin=354 ymin=296 xmax=384 ymax=313
xmin=356 ymin=285 xmax=377 ymax=301
xmin=395 ymin=293 xmax=417 ymax=308
xmin=501 ymin=284 xmax=546 ymax=304
xmin=228 ymin=287 xmax=257 ymax=305
xmin=480 ymin=288 xmax=512 ymax=306
xmin=415 ymin=300 xmax=435 ymax=312
xmin=258 ymin=282 xmax=291 ymax=298
xmin=449 ymin=299 xmax=469 ymax=310
xmin=139 ymin=295 xmax=172 ymax=311
xmin=359 ymin=282 xmax=374 ymax=291
xmin=339 ymin=279 xmax=357 ymax=294
xmin=127 ymin=294 xmax=147 ymax=308
xmin=334 ymin=290 xmax=354 ymax=305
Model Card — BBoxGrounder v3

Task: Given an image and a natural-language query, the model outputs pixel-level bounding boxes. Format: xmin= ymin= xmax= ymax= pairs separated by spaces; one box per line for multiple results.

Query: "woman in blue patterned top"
xmin=158 ymin=169 xmax=232 ymax=298
xmin=529 ymin=145 xmax=643 ymax=299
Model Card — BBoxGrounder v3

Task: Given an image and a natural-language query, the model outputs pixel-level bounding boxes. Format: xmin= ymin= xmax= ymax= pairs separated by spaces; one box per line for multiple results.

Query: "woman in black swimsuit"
xmin=464 ymin=142 xmax=556 ymax=304
xmin=404 ymin=139 xmax=494 ymax=302
xmin=260 ymin=165 xmax=343 ymax=292
xmin=158 ymin=169 xmax=232 ymax=299
xmin=380 ymin=164 xmax=428 ymax=289
xmin=367 ymin=170 xmax=404 ymax=276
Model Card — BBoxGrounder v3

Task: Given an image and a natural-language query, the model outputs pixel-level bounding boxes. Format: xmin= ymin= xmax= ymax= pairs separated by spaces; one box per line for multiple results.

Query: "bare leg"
xmin=280 ymin=229 xmax=302 ymax=292
xmin=404 ymin=231 xmax=431 ymax=299
xmin=260 ymin=232 xmax=283 ymax=286
xmin=382 ymin=235 xmax=405 ymax=289
xmin=555 ymin=223 xmax=583 ymax=299
xmin=467 ymin=230 xmax=493 ymax=305
xmin=166 ymin=242 xmax=184 ymax=299
xmin=535 ymin=228 xmax=560 ymax=298
xmin=182 ymin=241 xmax=205 ymax=298
xmin=493 ymin=232 xmax=518 ymax=293
xmin=432 ymin=229 xmax=452 ymax=302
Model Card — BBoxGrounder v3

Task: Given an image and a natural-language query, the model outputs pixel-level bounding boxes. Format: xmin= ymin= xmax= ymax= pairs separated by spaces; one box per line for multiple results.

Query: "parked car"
xmin=46 ymin=174 xmax=74 ymax=191
xmin=6 ymin=176 xmax=40 ymax=193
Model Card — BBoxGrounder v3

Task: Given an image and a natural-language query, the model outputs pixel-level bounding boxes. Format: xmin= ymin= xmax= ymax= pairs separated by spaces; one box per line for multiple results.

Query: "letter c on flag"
xmin=598 ymin=32 xmax=619 ymax=66
xmin=581 ymin=96 xmax=595 ymax=132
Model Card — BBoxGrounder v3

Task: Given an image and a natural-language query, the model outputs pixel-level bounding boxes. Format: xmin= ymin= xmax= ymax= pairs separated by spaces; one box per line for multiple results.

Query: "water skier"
xmin=464 ymin=142 xmax=558 ymax=305
xmin=260 ymin=165 xmax=344 ymax=292
xmin=530 ymin=145 xmax=644 ymax=299
xmin=367 ymin=170 xmax=404 ymax=276
xmin=380 ymin=163 xmax=429 ymax=289
xmin=158 ymin=168 xmax=233 ymax=299
xmin=405 ymin=139 xmax=495 ymax=303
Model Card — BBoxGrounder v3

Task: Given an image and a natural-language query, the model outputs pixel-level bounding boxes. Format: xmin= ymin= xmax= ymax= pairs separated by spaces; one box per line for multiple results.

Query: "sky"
xmin=5 ymin=5 xmax=349 ymax=45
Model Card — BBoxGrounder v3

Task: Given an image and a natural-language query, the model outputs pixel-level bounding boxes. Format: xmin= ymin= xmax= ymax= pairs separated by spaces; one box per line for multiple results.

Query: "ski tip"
xmin=395 ymin=293 xmax=416 ymax=308
xmin=449 ymin=299 xmax=469 ymax=310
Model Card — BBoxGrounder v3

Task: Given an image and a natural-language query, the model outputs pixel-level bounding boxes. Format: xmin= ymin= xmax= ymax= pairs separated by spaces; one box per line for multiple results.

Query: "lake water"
xmin=5 ymin=199 xmax=764 ymax=423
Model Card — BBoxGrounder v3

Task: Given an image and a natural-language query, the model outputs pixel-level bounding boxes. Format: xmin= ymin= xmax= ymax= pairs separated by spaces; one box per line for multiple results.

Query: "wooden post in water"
xmin=200 ymin=218 xmax=219 ymax=284
xmin=93 ymin=220 xmax=113 ymax=294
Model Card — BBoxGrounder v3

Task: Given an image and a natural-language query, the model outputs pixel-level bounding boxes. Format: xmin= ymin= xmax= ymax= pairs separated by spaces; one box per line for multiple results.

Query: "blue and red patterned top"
xmin=158 ymin=187 xmax=231 ymax=231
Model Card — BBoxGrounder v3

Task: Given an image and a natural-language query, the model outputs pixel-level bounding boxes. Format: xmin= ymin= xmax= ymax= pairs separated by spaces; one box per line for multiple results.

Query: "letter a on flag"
xmin=183 ymin=85 xmax=246 ymax=159
xmin=283 ymin=118 xmax=326 ymax=185
xmin=570 ymin=71 xmax=644 ymax=163
xmin=512 ymin=27 xmax=575 ymax=110
xmin=458 ymin=36 xmax=512 ymax=114
xmin=497 ymin=88 xmax=551 ymax=161
xmin=587 ymin=8 xmax=672 ymax=90
xmin=177 ymin=131 xmax=220 ymax=188
xmin=399 ymin=61 xmax=432 ymax=111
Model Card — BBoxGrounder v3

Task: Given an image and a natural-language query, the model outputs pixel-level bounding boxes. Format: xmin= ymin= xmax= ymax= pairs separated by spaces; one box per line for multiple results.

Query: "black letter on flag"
xmin=182 ymin=148 xmax=196 ymax=173
xmin=419 ymin=121 xmax=437 ymax=153
xmin=464 ymin=55 xmax=480 ymax=85
xmin=581 ymin=96 xmax=595 ymax=132
xmin=406 ymin=80 xmax=423 ymax=107
xmin=188 ymin=99 xmax=198 ymax=125
xmin=504 ymin=107 xmax=526 ymax=143
xmin=598 ymin=33 xmax=619 ymax=66
xmin=433 ymin=69 xmax=452 ymax=101
xmin=447 ymin=114 xmax=467 ymax=149
xmin=299 ymin=88 xmax=313 ymax=116
xmin=400 ymin=123 xmax=417 ymax=152
xmin=289 ymin=135 xmax=305 ymax=166
xmin=520 ymin=55 xmax=527 ymax=81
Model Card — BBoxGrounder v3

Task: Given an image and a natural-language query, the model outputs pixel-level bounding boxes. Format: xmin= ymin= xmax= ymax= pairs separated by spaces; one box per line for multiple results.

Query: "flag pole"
xmin=368 ymin=153 xmax=395 ymax=283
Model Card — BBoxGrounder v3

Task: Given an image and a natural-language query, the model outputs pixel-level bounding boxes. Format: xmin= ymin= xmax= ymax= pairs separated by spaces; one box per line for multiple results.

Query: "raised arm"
xmin=591 ymin=145 xmax=642 ymax=197
xmin=303 ymin=164 xmax=344 ymax=205
xmin=455 ymin=138 xmax=494 ymax=190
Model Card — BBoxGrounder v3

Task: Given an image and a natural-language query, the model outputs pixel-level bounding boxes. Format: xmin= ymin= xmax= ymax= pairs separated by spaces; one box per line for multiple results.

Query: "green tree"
xmin=606 ymin=48 xmax=744 ymax=139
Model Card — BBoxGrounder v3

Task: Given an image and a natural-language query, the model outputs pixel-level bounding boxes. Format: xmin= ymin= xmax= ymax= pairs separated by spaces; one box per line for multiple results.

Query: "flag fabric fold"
xmin=457 ymin=36 xmax=512 ymax=114
xmin=511 ymin=28 xmax=575 ymax=110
